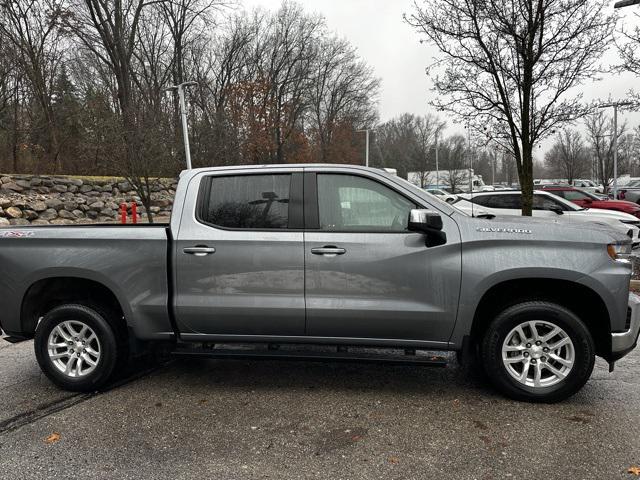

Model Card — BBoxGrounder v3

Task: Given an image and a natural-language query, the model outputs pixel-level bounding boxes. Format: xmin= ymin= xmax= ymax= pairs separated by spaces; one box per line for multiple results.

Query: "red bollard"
xmin=131 ymin=202 xmax=138 ymax=224
xmin=120 ymin=203 xmax=127 ymax=224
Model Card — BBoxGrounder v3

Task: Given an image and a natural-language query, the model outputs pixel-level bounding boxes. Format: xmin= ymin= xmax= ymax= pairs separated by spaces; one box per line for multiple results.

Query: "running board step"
xmin=172 ymin=346 xmax=449 ymax=367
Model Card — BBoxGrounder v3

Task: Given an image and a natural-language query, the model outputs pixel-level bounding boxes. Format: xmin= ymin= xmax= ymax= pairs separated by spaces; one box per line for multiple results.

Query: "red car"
xmin=542 ymin=186 xmax=640 ymax=219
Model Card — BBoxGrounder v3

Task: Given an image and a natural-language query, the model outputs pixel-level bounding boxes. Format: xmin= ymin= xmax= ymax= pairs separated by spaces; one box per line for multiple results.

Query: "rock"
xmin=63 ymin=201 xmax=78 ymax=211
xmin=86 ymin=210 xmax=98 ymax=219
xmin=4 ymin=182 xmax=24 ymax=192
xmin=0 ymin=217 xmax=10 ymax=226
xmin=0 ymin=198 xmax=11 ymax=209
xmin=35 ymin=187 xmax=50 ymax=194
xmin=79 ymin=204 xmax=90 ymax=212
xmin=150 ymin=206 xmax=161 ymax=214
xmin=30 ymin=201 xmax=47 ymax=212
xmin=69 ymin=178 xmax=83 ymax=187
xmin=5 ymin=206 xmax=22 ymax=218
xmin=72 ymin=210 xmax=85 ymax=218
xmin=50 ymin=218 xmax=73 ymax=225
xmin=68 ymin=185 xmax=78 ymax=193
xmin=58 ymin=210 xmax=75 ymax=219
xmin=100 ymin=208 xmax=115 ymax=217
xmin=105 ymin=202 xmax=118 ymax=210
xmin=30 ymin=177 xmax=43 ymax=187
xmin=102 ymin=184 xmax=113 ymax=192
xmin=45 ymin=198 xmax=64 ymax=210
xmin=39 ymin=209 xmax=58 ymax=220
xmin=80 ymin=185 xmax=93 ymax=193
xmin=23 ymin=210 xmax=38 ymax=220
xmin=9 ymin=218 xmax=29 ymax=225
xmin=31 ymin=219 xmax=50 ymax=225
xmin=89 ymin=201 xmax=105 ymax=210
xmin=43 ymin=179 xmax=54 ymax=187
xmin=53 ymin=177 xmax=72 ymax=185
xmin=53 ymin=185 xmax=68 ymax=193
xmin=16 ymin=180 xmax=31 ymax=189
xmin=0 ymin=177 xmax=12 ymax=184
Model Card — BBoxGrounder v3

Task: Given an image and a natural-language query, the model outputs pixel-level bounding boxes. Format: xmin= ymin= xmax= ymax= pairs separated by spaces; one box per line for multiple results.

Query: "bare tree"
xmin=407 ymin=0 xmax=616 ymax=215
xmin=441 ymin=134 xmax=468 ymax=192
xmin=544 ymin=130 xmax=588 ymax=183
xmin=411 ymin=114 xmax=446 ymax=187
xmin=615 ymin=10 xmax=640 ymax=80
xmin=308 ymin=35 xmax=380 ymax=162
xmin=585 ymin=110 xmax=628 ymax=191
xmin=0 ymin=0 xmax=66 ymax=171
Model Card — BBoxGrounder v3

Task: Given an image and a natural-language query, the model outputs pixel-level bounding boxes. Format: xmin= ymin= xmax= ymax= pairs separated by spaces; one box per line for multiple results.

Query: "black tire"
xmin=34 ymin=304 xmax=125 ymax=392
xmin=481 ymin=301 xmax=595 ymax=403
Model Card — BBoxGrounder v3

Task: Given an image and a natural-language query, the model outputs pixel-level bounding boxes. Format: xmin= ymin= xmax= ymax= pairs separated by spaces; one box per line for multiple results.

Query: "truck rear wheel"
xmin=34 ymin=304 xmax=124 ymax=392
xmin=481 ymin=301 xmax=595 ymax=403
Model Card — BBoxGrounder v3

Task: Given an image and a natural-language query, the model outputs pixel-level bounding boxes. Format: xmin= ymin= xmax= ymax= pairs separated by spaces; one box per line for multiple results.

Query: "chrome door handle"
xmin=311 ymin=246 xmax=346 ymax=256
xmin=183 ymin=246 xmax=216 ymax=256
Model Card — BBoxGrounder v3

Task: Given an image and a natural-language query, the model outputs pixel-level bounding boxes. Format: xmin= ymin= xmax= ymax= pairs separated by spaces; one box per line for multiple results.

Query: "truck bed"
xmin=0 ymin=225 xmax=173 ymax=340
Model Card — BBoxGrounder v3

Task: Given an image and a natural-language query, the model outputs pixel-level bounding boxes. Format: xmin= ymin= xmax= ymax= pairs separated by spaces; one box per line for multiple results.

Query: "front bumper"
xmin=610 ymin=293 xmax=640 ymax=361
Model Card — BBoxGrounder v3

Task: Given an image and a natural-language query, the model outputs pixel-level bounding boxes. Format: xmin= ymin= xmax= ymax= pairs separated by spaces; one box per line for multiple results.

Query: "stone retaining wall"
xmin=0 ymin=175 xmax=176 ymax=225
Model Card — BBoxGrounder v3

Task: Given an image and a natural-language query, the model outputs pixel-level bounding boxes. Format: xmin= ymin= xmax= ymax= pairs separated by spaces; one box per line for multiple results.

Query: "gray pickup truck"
xmin=1 ymin=164 xmax=639 ymax=403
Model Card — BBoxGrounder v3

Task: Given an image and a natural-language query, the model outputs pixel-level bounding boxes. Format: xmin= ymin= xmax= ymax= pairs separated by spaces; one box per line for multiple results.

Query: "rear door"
xmin=174 ymin=169 xmax=306 ymax=338
xmin=303 ymin=169 xmax=462 ymax=345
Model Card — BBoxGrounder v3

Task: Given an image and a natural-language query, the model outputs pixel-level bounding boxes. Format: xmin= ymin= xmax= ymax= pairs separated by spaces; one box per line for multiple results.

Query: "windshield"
xmin=541 ymin=191 xmax=583 ymax=211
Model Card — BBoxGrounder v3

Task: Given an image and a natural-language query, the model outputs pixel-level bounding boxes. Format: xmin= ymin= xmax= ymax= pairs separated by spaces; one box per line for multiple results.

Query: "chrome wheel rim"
xmin=501 ymin=320 xmax=574 ymax=388
xmin=47 ymin=321 xmax=101 ymax=378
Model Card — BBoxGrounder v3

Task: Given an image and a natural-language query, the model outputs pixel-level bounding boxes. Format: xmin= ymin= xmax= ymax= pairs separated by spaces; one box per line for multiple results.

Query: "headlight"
xmin=607 ymin=243 xmax=632 ymax=264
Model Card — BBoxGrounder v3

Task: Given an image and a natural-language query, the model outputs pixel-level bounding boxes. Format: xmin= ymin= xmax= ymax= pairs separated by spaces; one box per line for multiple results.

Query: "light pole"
xmin=434 ymin=131 xmax=440 ymax=188
xmin=166 ymin=81 xmax=198 ymax=170
xmin=598 ymin=101 xmax=634 ymax=198
xmin=356 ymin=129 xmax=371 ymax=167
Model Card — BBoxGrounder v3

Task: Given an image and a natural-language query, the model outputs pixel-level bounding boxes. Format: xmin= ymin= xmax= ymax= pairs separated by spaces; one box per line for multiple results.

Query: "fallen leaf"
xmin=388 ymin=456 xmax=400 ymax=464
xmin=44 ymin=433 xmax=60 ymax=444
xmin=629 ymin=466 xmax=640 ymax=476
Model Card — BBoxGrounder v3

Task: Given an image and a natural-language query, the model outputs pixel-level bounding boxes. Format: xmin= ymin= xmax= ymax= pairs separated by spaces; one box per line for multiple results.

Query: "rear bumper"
xmin=610 ymin=293 xmax=640 ymax=361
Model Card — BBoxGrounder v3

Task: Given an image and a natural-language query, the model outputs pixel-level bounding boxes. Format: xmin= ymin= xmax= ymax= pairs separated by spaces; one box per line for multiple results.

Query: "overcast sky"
xmin=243 ymin=0 xmax=640 ymax=157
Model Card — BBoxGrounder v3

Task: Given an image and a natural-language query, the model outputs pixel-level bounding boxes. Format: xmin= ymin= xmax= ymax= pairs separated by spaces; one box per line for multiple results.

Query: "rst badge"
xmin=0 ymin=231 xmax=35 ymax=238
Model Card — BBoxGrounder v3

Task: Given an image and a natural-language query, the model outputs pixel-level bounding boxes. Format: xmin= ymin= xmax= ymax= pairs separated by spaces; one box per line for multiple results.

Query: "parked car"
xmin=425 ymin=188 xmax=458 ymax=203
xmin=1 ymin=164 xmax=639 ymax=403
xmin=455 ymin=190 xmax=640 ymax=246
xmin=571 ymin=179 xmax=603 ymax=194
xmin=541 ymin=186 xmax=640 ymax=218
xmin=616 ymin=180 xmax=640 ymax=203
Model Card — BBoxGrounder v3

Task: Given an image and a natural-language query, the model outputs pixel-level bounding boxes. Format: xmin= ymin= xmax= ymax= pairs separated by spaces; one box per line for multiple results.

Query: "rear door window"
xmin=199 ymin=174 xmax=291 ymax=229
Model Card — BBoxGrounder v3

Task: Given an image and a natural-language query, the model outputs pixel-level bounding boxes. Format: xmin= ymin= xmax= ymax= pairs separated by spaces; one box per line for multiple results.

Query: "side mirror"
xmin=408 ymin=209 xmax=447 ymax=247
xmin=549 ymin=206 xmax=564 ymax=215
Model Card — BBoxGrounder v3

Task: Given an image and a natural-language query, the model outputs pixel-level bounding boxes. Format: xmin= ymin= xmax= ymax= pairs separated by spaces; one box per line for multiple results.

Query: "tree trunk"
xmin=520 ymin=146 xmax=534 ymax=216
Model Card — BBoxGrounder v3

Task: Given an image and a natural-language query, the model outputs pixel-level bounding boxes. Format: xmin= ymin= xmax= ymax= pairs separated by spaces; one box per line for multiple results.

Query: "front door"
xmin=304 ymin=171 xmax=461 ymax=344
xmin=174 ymin=170 xmax=306 ymax=337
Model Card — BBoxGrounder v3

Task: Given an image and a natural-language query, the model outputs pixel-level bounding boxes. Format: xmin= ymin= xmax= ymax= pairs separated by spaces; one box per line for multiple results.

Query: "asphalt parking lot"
xmin=0 ymin=339 xmax=639 ymax=480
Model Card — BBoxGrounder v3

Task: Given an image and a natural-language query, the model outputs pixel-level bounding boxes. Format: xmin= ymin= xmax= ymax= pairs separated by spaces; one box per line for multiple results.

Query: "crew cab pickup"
xmin=1 ymin=164 xmax=639 ymax=403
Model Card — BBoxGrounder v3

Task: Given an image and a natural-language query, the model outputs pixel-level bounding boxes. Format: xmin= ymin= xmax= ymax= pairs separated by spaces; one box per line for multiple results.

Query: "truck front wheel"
xmin=34 ymin=304 xmax=123 ymax=392
xmin=481 ymin=301 xmax=595 ymax=403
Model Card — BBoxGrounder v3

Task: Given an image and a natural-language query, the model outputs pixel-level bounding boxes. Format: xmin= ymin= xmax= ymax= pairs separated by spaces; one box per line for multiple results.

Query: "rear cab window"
xmin=198 ymin=174 xmax=293 ymax=229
